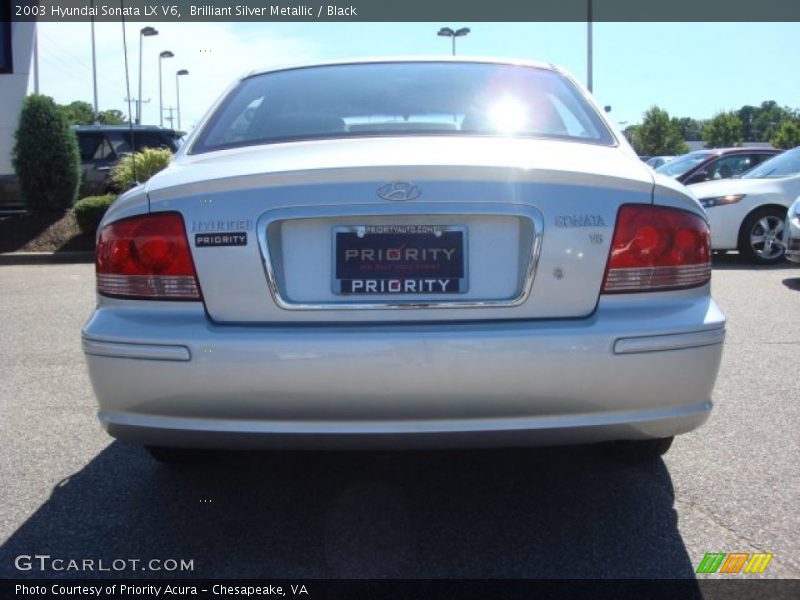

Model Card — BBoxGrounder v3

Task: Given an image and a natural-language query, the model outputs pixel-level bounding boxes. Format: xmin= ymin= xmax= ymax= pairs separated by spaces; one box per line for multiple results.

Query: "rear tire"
xmin=738 ymin=206 xmax=787 ymax=264
xmin=610 ymin=436 xmax=674 ymax=461
xmin=145 ymin=445 xmax=214 ymax=465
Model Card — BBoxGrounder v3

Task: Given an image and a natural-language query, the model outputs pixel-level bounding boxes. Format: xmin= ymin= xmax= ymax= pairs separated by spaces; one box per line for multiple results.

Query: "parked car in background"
xmin=782 ymin=195 xmax=800 ymax=263
xmin=82 ymin=58 xmax=725 ymax=464
xmin=690 ymin=147 xmax=800 ymax=263
xmin=657 ymin=147 xmax=781 ymax=185
xmin=645 ymin=155 xmax=675 ymax=169
xmin=74 ymin=125 xmax=183 ymax=196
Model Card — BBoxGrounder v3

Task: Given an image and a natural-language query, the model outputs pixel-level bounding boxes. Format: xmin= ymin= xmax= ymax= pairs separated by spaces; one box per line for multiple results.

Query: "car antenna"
xmin=120 ymin=3 xmax=138 ymax=187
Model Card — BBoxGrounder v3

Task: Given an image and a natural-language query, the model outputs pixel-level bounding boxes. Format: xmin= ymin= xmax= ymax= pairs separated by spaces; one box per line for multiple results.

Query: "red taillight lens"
xmin=602 ymin=204 xmax=711 ymax=293
xmin=96 ymin=212 xmax=201 ymax=300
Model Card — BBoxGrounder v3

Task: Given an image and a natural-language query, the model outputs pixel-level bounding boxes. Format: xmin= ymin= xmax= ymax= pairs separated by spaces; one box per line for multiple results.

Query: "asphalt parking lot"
xmin=0 ymin=259 xmax=798 ymax=580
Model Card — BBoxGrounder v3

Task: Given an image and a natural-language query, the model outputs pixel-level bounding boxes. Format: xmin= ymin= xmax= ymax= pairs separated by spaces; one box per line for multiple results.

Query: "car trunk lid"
xmin=147 ymin=137 xmax=654 ymax=323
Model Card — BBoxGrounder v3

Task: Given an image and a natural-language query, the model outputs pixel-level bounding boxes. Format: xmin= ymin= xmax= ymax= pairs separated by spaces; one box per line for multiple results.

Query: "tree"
xmin=58 ymin=102 xmax=129 ymax=126
xmin=97 ymin=109 xmax=127 ymax=125
xmin=703 ymin=112 xmax=743 ymax=148
xmin=12 ymin=94 xmax=81 ymax=211
xmin=737 ymin=105 xmax=758 ymax=141
xmin=622 ymin=124 xmax=643 ymax=154
xmin=634 ymin=106 xmax=689 ymax=155
xmin=676 ymin=117 xmax=703 ymax=141
xmin=752 ymin=100 xmax=793 ymax=142
xmin=60 ymin=100 xmax=95 ymax=125
xmin=770 ymin=120 xmax=800 ymax=149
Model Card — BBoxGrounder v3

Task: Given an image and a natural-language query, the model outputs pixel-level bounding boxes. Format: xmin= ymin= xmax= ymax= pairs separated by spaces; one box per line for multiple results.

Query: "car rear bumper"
xmin=784 ymin=229 xmax=800 ymax=263
xmin=82 ymin=294 xmax=726 ymax=449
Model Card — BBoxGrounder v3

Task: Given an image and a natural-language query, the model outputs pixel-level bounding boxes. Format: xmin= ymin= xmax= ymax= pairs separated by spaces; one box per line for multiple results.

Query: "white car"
xmin=644 ymin=155 xmax=675 ymax=169
xmin=689 ymin=147 xmax=800 ymax=264
xmin=783 ymin=196 xmax=800 ymax=263
xmin=81 ymin=58 xmax=725 ymax=464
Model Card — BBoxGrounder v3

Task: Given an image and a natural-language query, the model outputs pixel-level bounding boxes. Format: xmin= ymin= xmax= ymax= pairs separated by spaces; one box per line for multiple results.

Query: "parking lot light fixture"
xmin=159 ymin=51 xmax=174 ymax=127
xmin=437 ymin=27 xmax=470 ymax=56
xmin=138 ymin=26 xmax=158 ymax=124
xmin=176 ymin=69 xmax=189 ymax=131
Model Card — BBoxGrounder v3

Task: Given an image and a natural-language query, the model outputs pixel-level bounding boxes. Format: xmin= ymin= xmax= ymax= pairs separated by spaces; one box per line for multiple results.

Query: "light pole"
xmin=437 ymin=27 xmax=470 ymax=56
xmin=33 ymin=24 xmax=39 ymax=94
xmin=158 ymin=51 xmax=174 ymax=127
xmin=176 ymin=69 xmax=189 ymax=131
xmin=587 ymin=0 xmax=593 ymax=93
xmin=90 ymin=0 xmax=98 ymax=117
xmin=137 ymin=26 xmax=158 ymax=124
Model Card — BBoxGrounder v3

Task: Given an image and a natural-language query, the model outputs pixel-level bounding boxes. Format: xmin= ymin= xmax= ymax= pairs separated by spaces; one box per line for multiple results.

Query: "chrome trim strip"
xmin=82 ymin=338 xmax=192 ymax=361
xmin=256 ymin=203 xmax=544 ymax=311
xmin=613 ymin=328 xmax=726 ymax=355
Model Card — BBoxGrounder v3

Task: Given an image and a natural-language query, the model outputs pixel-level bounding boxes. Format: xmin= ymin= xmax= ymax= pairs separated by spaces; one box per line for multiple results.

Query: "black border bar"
xmin=10 ymin=0 xmax=800 ymax=22
xmin=4 ymin=579 xmax=800 ymax=600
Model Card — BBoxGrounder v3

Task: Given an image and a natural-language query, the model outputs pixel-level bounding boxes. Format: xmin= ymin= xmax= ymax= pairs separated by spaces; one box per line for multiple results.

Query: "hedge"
xmin=12 ymin=94 xmax=81 ymax=211
xmin=73 ymin=194 xmax=116 ymax=234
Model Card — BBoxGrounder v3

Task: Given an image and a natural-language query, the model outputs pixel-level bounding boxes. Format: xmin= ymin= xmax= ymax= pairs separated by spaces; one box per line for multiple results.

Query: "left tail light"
xmin=96 ymin=212 xmax=201 ymax=300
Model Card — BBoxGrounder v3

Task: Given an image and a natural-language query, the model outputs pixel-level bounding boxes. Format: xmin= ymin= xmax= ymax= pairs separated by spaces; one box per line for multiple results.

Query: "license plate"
xmin=333 ymin=225 xmax=468 ymax=295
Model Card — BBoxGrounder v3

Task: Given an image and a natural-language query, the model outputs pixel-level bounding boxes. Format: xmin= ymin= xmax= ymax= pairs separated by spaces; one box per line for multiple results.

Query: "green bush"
xmin=109 ymin=147 xmax=173 ymax=192
xmin=12 ymin=94 xmax=81 ymax=211
xmin=73 ymin=194 xmax=116 ymax=234
xmin=771 ymin=120 xmax=800 ymax=150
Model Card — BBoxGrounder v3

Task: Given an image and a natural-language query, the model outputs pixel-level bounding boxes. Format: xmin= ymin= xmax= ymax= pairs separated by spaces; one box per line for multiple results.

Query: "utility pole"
xmin=124 ymin=97 xmax=150 ymax=119
xmin=163 ymin=106 xmax=176 ymax=129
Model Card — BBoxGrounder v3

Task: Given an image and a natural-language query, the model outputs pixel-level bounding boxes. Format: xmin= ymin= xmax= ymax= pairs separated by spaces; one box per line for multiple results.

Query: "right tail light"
xmin=602 ymin=204 xmax=711 ymax=293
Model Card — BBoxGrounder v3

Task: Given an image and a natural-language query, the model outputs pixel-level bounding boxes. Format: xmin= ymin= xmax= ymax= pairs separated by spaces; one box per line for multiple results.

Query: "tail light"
xmin=96 ymin=212 xmax=201 ymax=300
xmin=602 ymin=204 xmax=710 ymax=293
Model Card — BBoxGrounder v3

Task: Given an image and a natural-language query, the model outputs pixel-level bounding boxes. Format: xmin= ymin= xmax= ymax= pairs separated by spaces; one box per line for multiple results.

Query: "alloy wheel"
xmin=750 ymin=215 xmax=785 ymax=260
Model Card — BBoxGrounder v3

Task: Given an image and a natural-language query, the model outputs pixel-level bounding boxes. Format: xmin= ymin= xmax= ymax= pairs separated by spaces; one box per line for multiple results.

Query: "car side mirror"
xmin=686 ymin=170 xmax=709 ymax=184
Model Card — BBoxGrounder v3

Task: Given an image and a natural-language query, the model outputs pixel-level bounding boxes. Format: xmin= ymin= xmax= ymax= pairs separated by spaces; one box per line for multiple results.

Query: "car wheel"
xmin=609 ymin=436 xmax=674 ymax=461
xmin=738 ymin=207 xmax=786 ymax=264
xmin=145 ymin=445 xmax=214 ymax=465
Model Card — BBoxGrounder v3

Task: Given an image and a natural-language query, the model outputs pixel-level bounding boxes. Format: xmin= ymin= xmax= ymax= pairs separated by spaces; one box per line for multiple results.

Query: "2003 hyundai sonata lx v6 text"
xmin=81 ymin=58 xmax=726 ymax=463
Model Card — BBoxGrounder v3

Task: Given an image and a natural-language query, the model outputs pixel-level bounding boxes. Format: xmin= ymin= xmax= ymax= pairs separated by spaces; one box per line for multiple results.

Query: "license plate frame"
xmin=332 ymin=224 xmax=468 ymax=295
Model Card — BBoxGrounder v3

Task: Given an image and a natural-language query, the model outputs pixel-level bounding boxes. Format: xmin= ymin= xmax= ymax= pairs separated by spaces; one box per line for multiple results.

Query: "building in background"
xmin=685 ymin=141 xmax=775 ymax=152
xmin=0 ymin=15 xmax=36 ymax=207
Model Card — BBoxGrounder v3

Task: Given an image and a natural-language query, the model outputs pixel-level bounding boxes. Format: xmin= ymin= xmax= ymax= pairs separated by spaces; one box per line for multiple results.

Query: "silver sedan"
xmin=82 ymin=58 xmax=726 ymax=463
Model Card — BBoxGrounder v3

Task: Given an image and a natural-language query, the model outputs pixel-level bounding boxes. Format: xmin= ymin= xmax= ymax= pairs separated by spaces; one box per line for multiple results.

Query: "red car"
xmin=656 ymin=147 xmax=781 ymax=185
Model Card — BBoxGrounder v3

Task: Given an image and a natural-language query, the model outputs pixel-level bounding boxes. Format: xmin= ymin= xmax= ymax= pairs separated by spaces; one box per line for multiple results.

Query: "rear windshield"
xmin=191 ymin=62 xmax=615 ymax=153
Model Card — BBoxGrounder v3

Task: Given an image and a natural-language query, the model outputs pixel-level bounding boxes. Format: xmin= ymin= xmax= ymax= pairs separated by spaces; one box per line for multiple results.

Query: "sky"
xmin=31 ymin=21 xmax=800 ymax=133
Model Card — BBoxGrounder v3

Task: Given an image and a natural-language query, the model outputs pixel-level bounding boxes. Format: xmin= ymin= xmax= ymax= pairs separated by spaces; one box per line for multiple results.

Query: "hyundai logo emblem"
xmin=377 ymin=181 xmax=421 ymax=201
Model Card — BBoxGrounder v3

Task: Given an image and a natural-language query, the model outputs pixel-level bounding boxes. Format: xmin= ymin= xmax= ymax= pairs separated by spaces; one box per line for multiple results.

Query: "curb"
xmin=0 ymin=251 xmax=94 ymax=265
